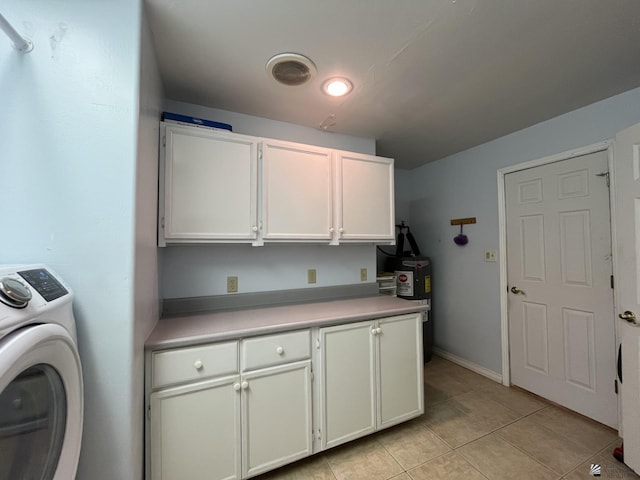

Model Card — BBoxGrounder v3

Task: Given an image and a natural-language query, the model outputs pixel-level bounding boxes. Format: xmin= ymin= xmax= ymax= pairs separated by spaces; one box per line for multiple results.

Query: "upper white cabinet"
xmin=261 ymin=139 xmax=333 ymax=241
xmin=159 ymin=124 xmax=258 ymax=245
xmin=335 ymin=151 xmax=395 ymax=242
xmin=158 ymin=122 xmax=394 ymax=246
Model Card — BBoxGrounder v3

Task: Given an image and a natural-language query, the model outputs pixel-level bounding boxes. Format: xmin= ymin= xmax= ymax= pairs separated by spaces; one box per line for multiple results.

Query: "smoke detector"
xmin=266 ymin=53 xmax=317 ymax=87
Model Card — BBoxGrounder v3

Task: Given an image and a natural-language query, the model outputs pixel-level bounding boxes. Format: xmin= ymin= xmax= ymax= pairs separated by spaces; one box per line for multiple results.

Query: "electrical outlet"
xmin=360 ymin=268 xmax=368 ymax=282
xmin=227 ymin=276 xmax=238 ymax=293
xmin=484 ymin=250 xmax=497 ymax=262
xmin=308 ymin=269 xmax=317 ymax=284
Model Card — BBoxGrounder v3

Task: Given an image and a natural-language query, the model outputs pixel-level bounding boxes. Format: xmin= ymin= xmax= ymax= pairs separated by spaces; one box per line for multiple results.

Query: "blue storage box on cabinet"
xmin=162 ymin=112 xmax=232 ymax=131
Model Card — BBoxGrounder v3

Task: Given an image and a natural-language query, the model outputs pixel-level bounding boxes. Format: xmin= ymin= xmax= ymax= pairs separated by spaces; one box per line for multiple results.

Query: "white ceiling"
xmin=145 ymin=0 xmax=640 ymax=169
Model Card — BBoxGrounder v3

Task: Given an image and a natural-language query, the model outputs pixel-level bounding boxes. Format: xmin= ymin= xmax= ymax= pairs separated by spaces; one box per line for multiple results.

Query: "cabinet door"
xmin=377 ymin=314 xmax=424 ymax=428
xmin=261 ymin=139 xmax=333 ymax=241
xmin=336 ymin=152 xmax=395 ymax=241
xmin=241 ymin=361 xmax=312 ymax=478
xmin=161 ymin=124 xmax=258 ymax=243
xmin=318 ymin=322 xmax=376 ymax=450
xmin=149 ymin=375 xmax=241 ymax=480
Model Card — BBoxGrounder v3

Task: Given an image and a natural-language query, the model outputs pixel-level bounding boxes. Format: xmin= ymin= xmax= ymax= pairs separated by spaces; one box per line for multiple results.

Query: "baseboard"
xmin=432 ymin=347 xmax=503 ymax=384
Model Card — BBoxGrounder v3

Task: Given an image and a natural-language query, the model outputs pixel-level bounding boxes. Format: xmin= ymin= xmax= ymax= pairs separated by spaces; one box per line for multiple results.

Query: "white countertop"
xmin=146 ymin=295 xmax=427 ymax=350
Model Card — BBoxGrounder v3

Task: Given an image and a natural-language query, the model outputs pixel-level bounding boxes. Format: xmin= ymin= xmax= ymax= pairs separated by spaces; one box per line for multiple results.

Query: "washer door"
xmin=0 ymin=324 xmax=83 ymax=480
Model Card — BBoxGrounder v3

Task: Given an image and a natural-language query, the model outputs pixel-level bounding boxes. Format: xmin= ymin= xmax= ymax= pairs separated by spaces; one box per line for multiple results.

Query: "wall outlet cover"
xmin=227 ymin=276 xmax=238 ymax=293
xmin=360 ymin=268 xmax=368 ymax=281
xmin=484 ymin=250 xmax=497 ymax=262
xmin=308 ymin=269 xmax=317 ymax=284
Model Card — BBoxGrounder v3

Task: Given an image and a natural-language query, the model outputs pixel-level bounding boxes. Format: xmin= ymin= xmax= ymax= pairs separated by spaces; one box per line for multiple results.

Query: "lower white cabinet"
xmin=150 ymin=375 xmax=241 ymax=480
xmin=318 ymin=313 xmax=423 ymax=450
xmin=146 ymin=316 xmax=423 ymax=479
xmin=241 ymin=361 xmax=312 ymax=478
xmin=147 ymin=331 xmax=312 ymax=480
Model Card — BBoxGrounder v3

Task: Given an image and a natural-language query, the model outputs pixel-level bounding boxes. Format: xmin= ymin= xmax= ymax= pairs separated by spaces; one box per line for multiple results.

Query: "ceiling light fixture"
xmin=266 ymin=53 xmax=317 ymax=87
xmin=322 ymin=77 xmax=353 ymax=97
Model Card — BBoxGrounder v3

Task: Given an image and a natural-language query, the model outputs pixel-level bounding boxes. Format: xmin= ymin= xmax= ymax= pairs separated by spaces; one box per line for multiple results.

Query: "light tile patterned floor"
xmin=254 ymin=355 xmax=639 ymax=480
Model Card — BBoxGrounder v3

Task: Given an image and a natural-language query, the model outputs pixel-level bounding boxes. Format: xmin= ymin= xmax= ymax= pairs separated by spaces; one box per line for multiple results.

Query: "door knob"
xmin=619 ymin=310 xmax=637 ymax=324
xmin=510 ymin=286 xmax=524 ymax=295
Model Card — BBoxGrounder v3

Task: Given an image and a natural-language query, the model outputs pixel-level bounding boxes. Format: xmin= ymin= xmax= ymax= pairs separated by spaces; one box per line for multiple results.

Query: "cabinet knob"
xmin=371 ymin=328 xmax=378 ymax=336
xmin=193 ymin=360 xmax=203 ymax=370
xmin=276 ymin=346 xmax=284 ymax=355
xmin=376 ymin=327 xmax=382 ymax=335
xmin=241 ymin=381 xmax=249 ymax=390
xmin=252 ymin=225 xmax=258 ymax=232
xmin=233 ymin=383 xmax=241 ymax=391
xmin=339 ymin=228 xmax=344 ymax=234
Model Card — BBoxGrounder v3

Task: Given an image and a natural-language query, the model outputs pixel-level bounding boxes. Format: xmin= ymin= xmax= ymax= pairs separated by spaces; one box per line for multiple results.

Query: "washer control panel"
xmin=0 ymin=267 xmax=69 ymax=309
xmin=18 ymin=269 xmax=68 ymax=303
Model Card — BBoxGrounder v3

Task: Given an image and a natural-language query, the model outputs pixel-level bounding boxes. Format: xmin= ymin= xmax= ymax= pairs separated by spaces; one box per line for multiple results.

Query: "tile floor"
xmin=254 ymin=355 xmax=638 ymax=480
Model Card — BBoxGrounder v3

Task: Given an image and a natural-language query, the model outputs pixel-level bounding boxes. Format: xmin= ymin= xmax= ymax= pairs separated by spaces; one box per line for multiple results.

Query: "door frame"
xmin=496 ymin=140 xmax=616 ymax=388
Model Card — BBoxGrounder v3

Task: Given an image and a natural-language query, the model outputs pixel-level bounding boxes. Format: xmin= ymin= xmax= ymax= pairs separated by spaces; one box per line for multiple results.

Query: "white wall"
xmin=405 ymin=86 xmax=640 ymax=374
xmin=0 ymin=1 xmax=146 ymax=479
xmin=132 ymin=7 xmax=164 ymax=479
xmin=160 ymin=101 xmax=379 ymax=298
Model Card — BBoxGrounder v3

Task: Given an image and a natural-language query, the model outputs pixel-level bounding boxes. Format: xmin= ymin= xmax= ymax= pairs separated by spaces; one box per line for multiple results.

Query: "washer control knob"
xmin=0 ymin=277 xmax=32 ymax=308
xmin=193 ymin=360 xmax=203 ymax=370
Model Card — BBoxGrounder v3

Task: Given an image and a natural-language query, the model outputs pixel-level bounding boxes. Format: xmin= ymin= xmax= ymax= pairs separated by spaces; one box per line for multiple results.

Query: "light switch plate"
xmin=484 ymin=250 xmax=497 ymax=262
xmin=308 ymin=269 xmax=317 ymax=284
xmin=360 ymin=268 xmax=368 ymax=281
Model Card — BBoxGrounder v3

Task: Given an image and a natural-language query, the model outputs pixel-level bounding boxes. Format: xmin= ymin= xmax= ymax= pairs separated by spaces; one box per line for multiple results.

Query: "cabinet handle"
xmin=241 ymin=381 xmax=249 ymax=390
xmin=371 ymin=328 xmax=378 ymax=336
xmin=233 ymin=383 xmax=241 ymax=391
xmin=193 ymin=360 xmax=203 ymax=370
xmin=252 ymin=225 xmax=258 ymax=232
xmin=339 ymin=228 xmax=344 ymax=234
xmin=329 ymin=227 xmax=335 ymax=233
xmin=376 ymin=327 xmax=382 ymax=335
xmin=276 ymin=346 xmax=284 ymax=355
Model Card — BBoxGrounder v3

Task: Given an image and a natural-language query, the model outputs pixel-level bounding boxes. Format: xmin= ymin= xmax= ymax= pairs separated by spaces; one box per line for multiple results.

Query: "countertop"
xmin=146 ymin=295 xmax=427 ymax=350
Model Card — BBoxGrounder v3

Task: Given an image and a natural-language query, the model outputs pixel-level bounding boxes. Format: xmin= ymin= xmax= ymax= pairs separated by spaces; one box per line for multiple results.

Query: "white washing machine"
xmin=0 ymin=265 xmax=83 ymax=480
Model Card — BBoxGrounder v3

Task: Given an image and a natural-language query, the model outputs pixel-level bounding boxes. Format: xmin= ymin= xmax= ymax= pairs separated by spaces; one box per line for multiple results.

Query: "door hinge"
xmin=147 ymin=404 xmax=151 ymax=420
xmin=316 ymin=337 xmax=321 ymax=350
xmin=316 ymin=429 xmax=322 ymax=441
xmin=615 ymin=379 xmax=618 ymax=394
xmin=162 ymin=135 xmax=166 ymax=147
xmin=161 ymin=217 xmax=165 ymax=229
xmin=310 ymin=371 xmax=314 ymax=382
xmin=596 ymin=171 xmax=610 ymax=187
xmin=611 ymin=275 xmax=614 ymax=289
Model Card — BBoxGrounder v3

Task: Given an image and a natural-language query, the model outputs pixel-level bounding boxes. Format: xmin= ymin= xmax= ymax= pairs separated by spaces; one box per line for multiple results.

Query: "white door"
xmin=149 ymin=375 xmax=241 ymax=480
xmin=0 ymin=324 xmax=83 ymax=480
xmin=241 ymin=361 xmax=312 ymax=478
xmin=318 ymin=321 xmax=376 ymax=450
xmin=378 ymin=314 xmax=424 ymax=428
xmin=161 ymin=124 xmax=258 ymax=243
xmin=613 ymin=122 xmax=640 ymax=473
xmin=261 ymin=139 xmax=333 ymax=241
xmin=335 ymin=152 xmax=395 ymax=242
xmin=506 ymin=150 xmax=617 ymax=427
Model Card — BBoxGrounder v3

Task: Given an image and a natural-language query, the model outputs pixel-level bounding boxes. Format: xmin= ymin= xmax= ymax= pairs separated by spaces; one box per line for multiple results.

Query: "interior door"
xmin=613 ymin=122 xmax=640 ymax=473
xmin=506 ymin=150 xmax=617 ymax=428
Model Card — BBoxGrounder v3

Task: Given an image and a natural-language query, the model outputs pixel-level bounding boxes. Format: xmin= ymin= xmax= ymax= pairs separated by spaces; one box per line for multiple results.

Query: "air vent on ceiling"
xmin=266 ymin=53 xmax=317 ymax=87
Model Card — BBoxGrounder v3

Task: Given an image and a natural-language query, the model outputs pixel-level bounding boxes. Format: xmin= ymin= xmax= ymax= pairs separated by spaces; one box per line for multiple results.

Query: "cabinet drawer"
xmin=152 ymin=341 xmax=239 ymax=389
xmin=242 ymin=330 xmax=311 ymax=371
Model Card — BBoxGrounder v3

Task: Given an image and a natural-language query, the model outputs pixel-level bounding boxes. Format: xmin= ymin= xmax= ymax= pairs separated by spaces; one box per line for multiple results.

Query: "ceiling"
xmin=145 ymin=0 xmax=640 ymax=169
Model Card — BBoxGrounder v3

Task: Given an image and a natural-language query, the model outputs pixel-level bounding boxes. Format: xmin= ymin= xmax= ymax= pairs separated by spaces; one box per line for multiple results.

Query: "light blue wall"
xmin=160 ymin=101 xmax=379 ymax=298
xmin=0 ymin=1 xmax=156 ymax=479
xmin=404 ymin=86 xmax=640 ymax=374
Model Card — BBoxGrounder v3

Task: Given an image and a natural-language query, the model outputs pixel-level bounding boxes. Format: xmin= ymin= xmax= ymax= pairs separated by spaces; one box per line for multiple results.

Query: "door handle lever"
xmin=510 ymin=286 xmax=524 ymax=295
xmin=619 ymin=310 xmax=638 ymax=324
